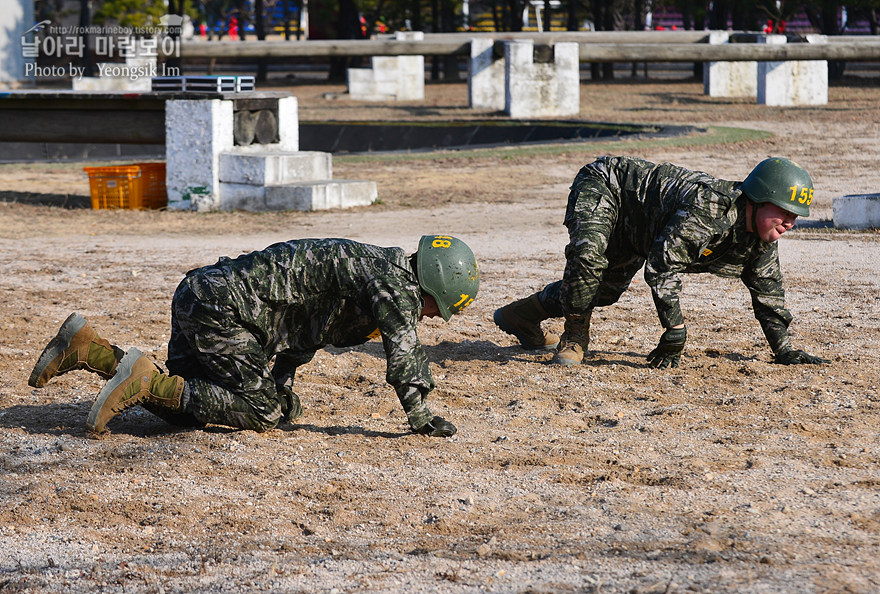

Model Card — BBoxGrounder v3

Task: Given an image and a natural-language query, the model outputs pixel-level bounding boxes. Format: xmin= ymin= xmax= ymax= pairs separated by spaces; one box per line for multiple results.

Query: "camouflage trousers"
xmin=165 ymin=278 xmax=295 ymax=432
xmin=539 ymin=165 xmax=645 ymax=317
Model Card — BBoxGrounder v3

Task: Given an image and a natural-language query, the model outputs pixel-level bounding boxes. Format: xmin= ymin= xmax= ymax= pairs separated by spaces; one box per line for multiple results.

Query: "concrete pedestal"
xmin=704 ymin=33 xmax=828 ymax=106
xmin=505 ymin=40 xmax=579 ymax=119
xmin=347 ymin=31 xmax=425 ymax=101
xmin=468 ymin=37 xmax=505 ymax=111
xmin=165 ymin=95 xmax=375 ymax=212
xmin=468 ymin=39 xmax=579 ymax=118
xmin=758 ymin=35 xmax=828 ymax=106
xmin=703 ymin=32 xmax=757 ymax=98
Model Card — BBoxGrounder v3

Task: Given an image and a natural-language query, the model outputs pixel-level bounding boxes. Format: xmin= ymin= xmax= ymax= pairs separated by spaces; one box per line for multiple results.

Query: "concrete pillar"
xmin=1 ymin=0 xmax=34 ymax=86
xmin=833 ymin=194 xmax=880 ymax=229
xmin=165 ymin=99 xmax=234 ymax=211
xmin=468 ymin=37 xmax=505 ymax=111
xmin=276 ymin=96 xmax=299 ymax=151
xmin=347 ymin=31 xmax=425 ymax=101
xmin=703 ymin=31 xmax=757 ymax=98
xmin=504 ymin=40 xmax=579 ymax=119
xmin=758 ymin=34 xmax=828 ymax=106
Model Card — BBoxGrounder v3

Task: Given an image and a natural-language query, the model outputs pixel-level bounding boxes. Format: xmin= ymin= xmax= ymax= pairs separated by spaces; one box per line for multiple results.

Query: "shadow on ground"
xmin=0 ymin=191 xmax=91 ymax=209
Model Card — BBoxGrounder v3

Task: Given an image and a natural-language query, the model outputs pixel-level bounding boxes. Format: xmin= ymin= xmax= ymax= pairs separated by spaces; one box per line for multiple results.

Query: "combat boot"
xmin=29 ymin=313 xmax=125 ymax=388
xmin=87 ymin=348 xmax=185 ymax=434
xmin=552 ymin=313 xmax=592 ymax=366
xmin=493 ymin=293 xmax=560 ymax=351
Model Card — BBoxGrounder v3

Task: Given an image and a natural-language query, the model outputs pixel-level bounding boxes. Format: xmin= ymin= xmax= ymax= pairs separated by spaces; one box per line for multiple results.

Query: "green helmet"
xmin=416 ymin=235 xmax=480 ymax=321
xmin=742 ymin=157 xmax=814 ymax=217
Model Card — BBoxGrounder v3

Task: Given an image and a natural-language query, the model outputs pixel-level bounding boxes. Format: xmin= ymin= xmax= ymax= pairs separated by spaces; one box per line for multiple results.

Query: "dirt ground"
xmin=1 ymin=74 xmax=880 ymax=593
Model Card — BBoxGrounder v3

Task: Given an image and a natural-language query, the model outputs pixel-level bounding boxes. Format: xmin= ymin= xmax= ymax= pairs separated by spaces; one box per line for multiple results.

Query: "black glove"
xmin=774 ymin=348 xmax=829 ymax=365
xmin=647 ymin=326 xmax=687 ymax=369
xmin=415 ymin=416 xmax=457 ymax=437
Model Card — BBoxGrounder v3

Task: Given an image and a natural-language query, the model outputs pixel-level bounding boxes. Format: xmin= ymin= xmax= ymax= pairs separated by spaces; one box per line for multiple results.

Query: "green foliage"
xmin=93 ymin=0 xmax=169 ymax=28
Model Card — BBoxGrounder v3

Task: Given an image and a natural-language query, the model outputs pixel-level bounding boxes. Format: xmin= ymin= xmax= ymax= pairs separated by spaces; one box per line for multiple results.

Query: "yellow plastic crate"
xmin=83 ymin=163 xmax=167 ymax=210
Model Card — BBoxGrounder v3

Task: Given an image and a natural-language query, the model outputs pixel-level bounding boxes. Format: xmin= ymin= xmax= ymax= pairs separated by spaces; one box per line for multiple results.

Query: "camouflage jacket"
xmin=186 ymin=238 xmax=434 ymax=425
xmin=567 ymin=156 xmax=793 ymax=353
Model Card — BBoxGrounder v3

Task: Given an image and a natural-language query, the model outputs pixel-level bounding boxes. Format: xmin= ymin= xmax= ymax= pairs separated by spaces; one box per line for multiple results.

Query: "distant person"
xmin=494 ymin=156 xmax=828 ymax=369
xmin=30 ymin=236 xmax=480 ymax=437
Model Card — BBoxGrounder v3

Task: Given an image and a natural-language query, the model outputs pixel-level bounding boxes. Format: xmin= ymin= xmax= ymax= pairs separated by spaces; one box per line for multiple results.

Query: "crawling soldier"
xmin=30 ymin=235 xmax=480 ymax=437
xmin=495 ymin=156 xmax=828 ymax=369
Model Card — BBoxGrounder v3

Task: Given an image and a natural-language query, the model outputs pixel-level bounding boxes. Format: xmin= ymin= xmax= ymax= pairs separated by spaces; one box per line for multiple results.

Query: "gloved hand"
xmin=415 ymin=416 xmax=457 ymax=437
xmin=774 ymin=348 xmax=830 ymax=365
xmin=647 ymin=326 xmax=687 ymax=369
xmin=277 ymin=385 xmax=303 ymax=423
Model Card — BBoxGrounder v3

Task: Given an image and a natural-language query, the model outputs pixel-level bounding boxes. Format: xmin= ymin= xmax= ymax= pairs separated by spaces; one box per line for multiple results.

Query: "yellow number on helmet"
xmin=432 ymin=239 xmax=452 ymax=248
xmin=799 ymin=187 xmax=810 ymax=204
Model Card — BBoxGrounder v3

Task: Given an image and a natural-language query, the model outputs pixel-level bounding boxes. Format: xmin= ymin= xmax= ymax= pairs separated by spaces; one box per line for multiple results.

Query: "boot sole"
xmin=493 ymin=308 xmax=559 ymax=351
xmin=28 ymin=313 xmax=88 ymax=388
xmin=86 ymin=347 xmax=144 ymax=433
xmin=551 ymin=355 xmax=583 ymax=366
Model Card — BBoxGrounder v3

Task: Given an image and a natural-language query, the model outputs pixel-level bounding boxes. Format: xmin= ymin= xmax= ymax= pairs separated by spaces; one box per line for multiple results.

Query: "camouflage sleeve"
xmin=741 ymin=245 xmax=793 ymax=354
xmin=370 ymin=279 xmax=435 ymax=430
xmin=644 ymin=208 xmax=719 ymax=328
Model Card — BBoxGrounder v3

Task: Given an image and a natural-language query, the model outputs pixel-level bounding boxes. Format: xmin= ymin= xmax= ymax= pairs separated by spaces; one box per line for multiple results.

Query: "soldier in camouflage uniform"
xmin=495 ymin=156 xmax=828 ymax=368
xmin=29 ymin=235 xmax=480 ymax=437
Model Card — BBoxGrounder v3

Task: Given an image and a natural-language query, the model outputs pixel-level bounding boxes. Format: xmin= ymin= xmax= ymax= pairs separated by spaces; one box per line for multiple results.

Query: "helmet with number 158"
xmin=416 ymin=235 xmax=480 ymax=321
xmin=742 ymin=157 xmax=814 ymax=217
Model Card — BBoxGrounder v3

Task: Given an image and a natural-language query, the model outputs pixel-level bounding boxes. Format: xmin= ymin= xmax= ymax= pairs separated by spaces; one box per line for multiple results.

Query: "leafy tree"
xmin=93 ymin=0 xmax=173 ymax=28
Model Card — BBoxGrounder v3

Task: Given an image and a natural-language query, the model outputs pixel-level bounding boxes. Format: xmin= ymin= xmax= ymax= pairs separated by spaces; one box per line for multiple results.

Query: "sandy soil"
xmin=1 ymin=75 xmax=879 ymax=593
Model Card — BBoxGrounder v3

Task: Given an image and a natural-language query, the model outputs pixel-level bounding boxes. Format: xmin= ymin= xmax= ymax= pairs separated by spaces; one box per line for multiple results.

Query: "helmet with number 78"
xmin=742 ymin=157 xmax=814 ymax=217
xmin=416 ymin=235 xmax=480 ymax=321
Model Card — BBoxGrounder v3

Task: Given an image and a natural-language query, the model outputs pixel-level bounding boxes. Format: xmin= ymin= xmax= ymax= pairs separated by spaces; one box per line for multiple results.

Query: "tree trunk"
xmin=708 ymin=0 xmax=729 ymax=29
xmin=566 ymin=0 xmax=578 ymax=31
xmin=79 ymin=0 xmax=93 ymax=76
xmin=441 ymin=0 xmax=460 ymax=79
xmin=410 ymin=0 xmax=423 ymax=31
xmin=804 ymin=3 xmax=847 ymax=80
xmin=255 ymin=0 xmax=267 ymax=82
xmin=328 ymin=0 xmax=363 ymax=82
xmin=507 ymin=0 xmax=524 ymax=32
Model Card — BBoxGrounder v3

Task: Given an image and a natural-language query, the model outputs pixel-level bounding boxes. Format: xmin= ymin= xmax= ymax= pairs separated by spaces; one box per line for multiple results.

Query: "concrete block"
xmin=347 ymin=31 xmax=424 ymax=101
xmin=265 ymin=180 xmax=378 ymax=211
xmin=219 ymin=151 xmax=332 ymax=185
xmin=704 ymin=31 xmax=757 ymax=98
xmin=758 ymin=34 xmax=827 ymax=106
xmin=505 ymin=40 xmax=579 ymax=119
xmin=396 ymin=54 xmax=425 ymax=100
xmin=468 ymin=37 xmax=505 ymax=111
xmin=347 ymin=69 xmax=396 ymax=101
xmin=165 ymin=99 xmax=234 ymax=211
xmin=218 ymin=182 xmax=266 ymax=211
xmin=833 ymin=194 xmax=880 ymax=229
